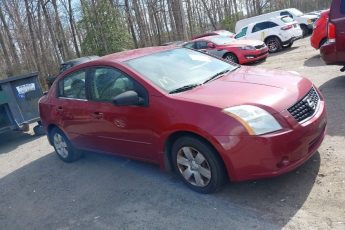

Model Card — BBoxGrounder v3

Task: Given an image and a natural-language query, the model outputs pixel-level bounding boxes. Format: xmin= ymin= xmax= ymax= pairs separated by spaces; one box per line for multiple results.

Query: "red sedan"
xmin=311 ymin=10 xmax=329 ymax=49
xmin=39 ymin=47 xmax=326 ymax=193
xmin=183 ymin=36 xmax=269 ymax=64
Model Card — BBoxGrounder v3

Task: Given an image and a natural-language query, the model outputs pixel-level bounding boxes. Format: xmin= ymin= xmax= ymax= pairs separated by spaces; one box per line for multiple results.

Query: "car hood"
xmin=217 ymin=39 xmax=265 ymax=47
xmin=172 ymin=67 xmax=313 ymax=113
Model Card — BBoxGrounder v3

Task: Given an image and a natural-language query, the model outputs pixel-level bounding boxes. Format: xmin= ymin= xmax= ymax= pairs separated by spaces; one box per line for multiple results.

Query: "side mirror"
xmin=112 ymin=90 xmax=144 ymax=106
xmin=207 ymin=42 xmax=215 ymax=48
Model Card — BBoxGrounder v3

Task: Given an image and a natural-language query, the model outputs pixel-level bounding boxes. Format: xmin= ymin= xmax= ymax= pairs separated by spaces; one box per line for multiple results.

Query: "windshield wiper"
xmin=203 ymin=69 xmax=232 ymax=85
xmin=169 ymin=83 xmax=201 ymax=94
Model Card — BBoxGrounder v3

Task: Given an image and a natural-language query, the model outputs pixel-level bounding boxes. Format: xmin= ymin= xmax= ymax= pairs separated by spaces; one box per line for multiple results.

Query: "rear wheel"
xmin=172 ymin=136 xmax=226 ymax=194
xmin=50 ymin=128 xmax=81 ymax=162
xmin=224 ymin=53 xmax=239 ymax=64
xmin=265 ymin=37 xmax=282 ymax=53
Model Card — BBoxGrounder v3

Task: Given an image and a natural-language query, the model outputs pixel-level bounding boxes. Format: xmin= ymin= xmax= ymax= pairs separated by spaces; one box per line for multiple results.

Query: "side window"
xmin=267 ymin=22 xmax=279 ymax=28
xmin=58 ymin=70 xmax=86 ymax=99
xmin=195 ymin=41 xmax=208 ymax=49
xmin=252 ymin=22 xmax=268 ymax=33
xmin=183 ymin=42 xmax=195 ymax=49
xmin=235 ymin=27 xmax=248 ymax=38
xmin=341 ymin=0 xmax=345 ymax=14
xmin=90 ymin=67 xmax=147 ymax=103
xmin=280 ymin=11 xmax=293 ymax=18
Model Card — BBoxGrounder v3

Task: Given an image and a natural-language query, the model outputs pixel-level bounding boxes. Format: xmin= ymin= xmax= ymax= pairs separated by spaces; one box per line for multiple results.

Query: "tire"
xmin=50 ymin=127 xmax=81 ymax=162
xmin=224 ymin=53 xmax=239 ymax=64
xmin=33 ymin=125 xmax=46 ymax=136
xmin=171 ymin=136 xmax=226 ymax=194
xmin=300 ymin=24 xmax=309 ymax=37
xmin=265 ymin=37 xmax=282 ymax=53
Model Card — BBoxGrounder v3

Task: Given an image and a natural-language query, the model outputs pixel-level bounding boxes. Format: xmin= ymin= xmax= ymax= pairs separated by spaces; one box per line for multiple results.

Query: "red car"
xmin=321 ymin=0 xmax=345 ymax=68
xmin=39 ymin=47 xmax=327 ymax=193
xmin=311 ymin=10 xmax=329 ymax=49
xmin=192 ymin=30 xmax=235 ymax=40
xmin=183 ymin=35 xmax=269 ymax=64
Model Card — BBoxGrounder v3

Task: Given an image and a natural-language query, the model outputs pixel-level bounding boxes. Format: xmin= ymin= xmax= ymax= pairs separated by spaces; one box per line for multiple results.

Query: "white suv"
xmin=235 ymin=16 xmax=303 ymax=53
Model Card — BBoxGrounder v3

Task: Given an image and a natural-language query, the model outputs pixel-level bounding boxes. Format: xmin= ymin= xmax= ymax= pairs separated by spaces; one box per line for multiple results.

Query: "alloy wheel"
xmin=53 ymin=133 xmax=69 ymax=159
xmin=267 ymin=39 xmax=278 ymax=52
xmin=176 ymin=146 xmax=212 ymax=187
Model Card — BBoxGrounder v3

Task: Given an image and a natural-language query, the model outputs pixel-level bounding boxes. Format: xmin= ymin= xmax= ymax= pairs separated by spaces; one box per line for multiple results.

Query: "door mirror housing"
xmin=112 ymin=90 xmax=144 ymax=106
xmin=207 ymin=42 xmax=215 ymax=48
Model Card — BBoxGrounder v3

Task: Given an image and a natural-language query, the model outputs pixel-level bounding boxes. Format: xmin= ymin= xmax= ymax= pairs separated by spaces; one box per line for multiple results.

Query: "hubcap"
xmin=53 ymin=133 xmax=69 ymax=158
xmin=176 ymin=147 xmax=212 ymax=187
xmin=267 ymin=40 xmax=278 ymax=52
xmin=226 ymin=55 xmax=236 ymax=63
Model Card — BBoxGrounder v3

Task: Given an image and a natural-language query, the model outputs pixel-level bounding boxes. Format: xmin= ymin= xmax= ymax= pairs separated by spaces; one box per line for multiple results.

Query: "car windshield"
xmin=125 ymin=48 xmax=237 ymax=93
xmin=289 ymin=8 xmax=304 ymax=17
xmin=281 ymin=16 xmax=294 ymax=23
xmin=208 ymin=36 xmax=236 ymax=45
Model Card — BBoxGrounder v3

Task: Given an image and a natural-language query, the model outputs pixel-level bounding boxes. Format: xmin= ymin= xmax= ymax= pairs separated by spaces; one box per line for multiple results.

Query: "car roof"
xmin=61 ymin=56 xmax=99 ymax=65
xmin=100 ymin=46 xmax=176 ymax=63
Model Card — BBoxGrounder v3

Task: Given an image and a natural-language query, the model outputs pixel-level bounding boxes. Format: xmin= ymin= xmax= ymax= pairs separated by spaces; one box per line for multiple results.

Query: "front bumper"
xmin=240 ymin=48 xmax=269 ymax=64
xmin=215 ymin=100 xmax=327 ymax=182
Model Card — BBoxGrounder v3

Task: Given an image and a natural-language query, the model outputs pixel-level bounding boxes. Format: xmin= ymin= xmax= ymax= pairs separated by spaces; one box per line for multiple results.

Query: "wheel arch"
xmin=46 ymin=124 xmax=60 ymax=145
xmin=264 ymin=35 xmax=282 ymax=44
xmin=163 ymin=130 xmax=233 ymax=180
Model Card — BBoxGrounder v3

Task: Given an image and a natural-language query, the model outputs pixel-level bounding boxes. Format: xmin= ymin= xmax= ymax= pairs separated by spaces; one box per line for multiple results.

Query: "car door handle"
xmin=91 ymin=112 xmax=103 ymax=119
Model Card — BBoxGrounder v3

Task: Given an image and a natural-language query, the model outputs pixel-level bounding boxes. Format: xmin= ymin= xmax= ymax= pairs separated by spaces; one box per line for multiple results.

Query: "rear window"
xmin=341 ymin=0 xmax=345 ymax=14
xmin=281 ymin=16 xmax=294 ymax=23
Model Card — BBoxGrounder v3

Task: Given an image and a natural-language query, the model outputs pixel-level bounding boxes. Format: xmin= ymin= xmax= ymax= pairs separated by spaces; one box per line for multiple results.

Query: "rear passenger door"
xmin=249 ymin=22 xmax=270 ymax=41
xmin=55 ymin=69 xmax=91 ymax=149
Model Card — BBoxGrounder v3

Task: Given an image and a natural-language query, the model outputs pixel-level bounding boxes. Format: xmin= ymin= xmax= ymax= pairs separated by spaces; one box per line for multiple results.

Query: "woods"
xmin=0 ymin=0 xmax=332 ymax=86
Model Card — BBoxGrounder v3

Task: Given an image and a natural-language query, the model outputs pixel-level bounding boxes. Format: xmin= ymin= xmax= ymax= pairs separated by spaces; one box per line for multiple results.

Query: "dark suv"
xmin=320 ymin=0 xmax=345 ymax=70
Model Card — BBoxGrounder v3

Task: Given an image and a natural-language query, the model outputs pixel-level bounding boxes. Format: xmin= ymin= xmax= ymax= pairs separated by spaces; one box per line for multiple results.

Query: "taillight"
xmin=281 ymin=25 xmax=293 ymax=30
xmin=328 ymin=22 xmax=336 ymax=42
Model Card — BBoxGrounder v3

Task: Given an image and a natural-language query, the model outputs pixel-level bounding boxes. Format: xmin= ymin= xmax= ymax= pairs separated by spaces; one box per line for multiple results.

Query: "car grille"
xmin=255 ymin=44 xmax=266 ymax=49
xmin=287 ymin=87 xmax=320 ymax=122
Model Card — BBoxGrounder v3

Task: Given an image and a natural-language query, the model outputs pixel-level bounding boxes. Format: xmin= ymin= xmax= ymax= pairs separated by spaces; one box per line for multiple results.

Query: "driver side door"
xmin=83 ymin=66 xmax=157 ymax=160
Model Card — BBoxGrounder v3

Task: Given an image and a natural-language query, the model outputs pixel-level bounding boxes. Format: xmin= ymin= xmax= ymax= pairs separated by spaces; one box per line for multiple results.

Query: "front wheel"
xmin=265 ymin=37 xmax=282 ymax=53
xmin=50 ymin=128 xmax=81 ymax=162
xmin=224 ymin=53 xmax=239 ymax=64
xmin=172 ymin=136 xmax=226 ymax=194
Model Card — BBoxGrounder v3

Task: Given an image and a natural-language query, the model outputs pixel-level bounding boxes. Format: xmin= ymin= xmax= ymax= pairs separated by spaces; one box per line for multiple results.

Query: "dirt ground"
xmin=0 ymin=38 xmax=344 ymax=230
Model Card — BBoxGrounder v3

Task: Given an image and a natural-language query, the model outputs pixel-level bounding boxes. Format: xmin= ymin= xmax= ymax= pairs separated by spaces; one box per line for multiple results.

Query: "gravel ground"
xmin=0 ymin=38 xmax=344 ymax=230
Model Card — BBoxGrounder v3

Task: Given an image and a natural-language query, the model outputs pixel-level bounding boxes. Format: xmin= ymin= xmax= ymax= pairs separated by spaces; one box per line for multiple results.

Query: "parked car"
xmin=311 ymin=10 xmax=329 ymax=49
xmin=235 ymin=16 xmax=303 ymax=53
xmin=235 ymin=8 xmax=318 ymax=36
xmin=192 ymin=30 xmax=235 ymax=40
xmin=47 ymin=56 xmax=99 ymax=87
xmin=320 ymin=0 xmax=345 ymax=70
xmin=39 ymin=46 xmax=327 ymax=193
xmin=183 ymin=36 xmax=268 ymax=64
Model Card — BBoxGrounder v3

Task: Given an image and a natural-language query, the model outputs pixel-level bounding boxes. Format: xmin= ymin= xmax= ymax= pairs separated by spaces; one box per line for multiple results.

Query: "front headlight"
xmin=239 ymin=45 xmax=256 ymax=50
xmin=223 ymin=105 xmax=282 ymax=135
